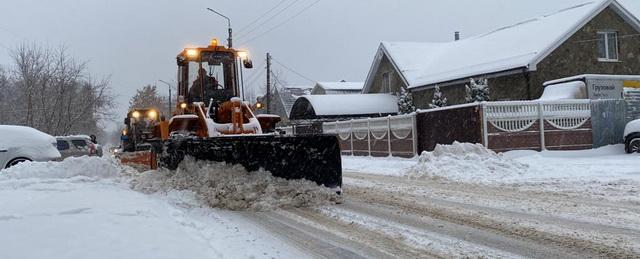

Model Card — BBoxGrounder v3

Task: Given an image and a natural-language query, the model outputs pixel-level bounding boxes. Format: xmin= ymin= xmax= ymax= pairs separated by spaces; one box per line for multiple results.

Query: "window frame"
xmin=597 ymin=31 xmax=619 ymax=62
xmin=382 ymin=72 xmax=391 ymax=93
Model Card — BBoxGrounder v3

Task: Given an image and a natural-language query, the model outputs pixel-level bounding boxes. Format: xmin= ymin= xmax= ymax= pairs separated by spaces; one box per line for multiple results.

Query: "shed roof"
xmin=290 ymin=94 xmax=398 ymax=120
xmin=363 ymin=0 xmax=640 ymax=91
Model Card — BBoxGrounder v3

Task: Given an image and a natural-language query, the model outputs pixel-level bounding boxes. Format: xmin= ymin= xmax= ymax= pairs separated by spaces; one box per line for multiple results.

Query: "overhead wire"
xmin=271 ymin=57 xmax=315 ymax=83
xmin=236 ymin=0 xmax=303 ymax=40
xmin=236 ymin=0 xmax=288 ymax=34
xmin=239 ymin=0 xmax=321 ymax=45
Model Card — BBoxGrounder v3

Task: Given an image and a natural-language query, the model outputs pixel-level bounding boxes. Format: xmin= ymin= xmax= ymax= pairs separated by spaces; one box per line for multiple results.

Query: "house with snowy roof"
xmin=311 ymin=81 xmax=364 ymax=95
xmin=256 ymin=85 xmax=312 ymax=122
xmin=362 ymin=0 xmax=640 ymax=108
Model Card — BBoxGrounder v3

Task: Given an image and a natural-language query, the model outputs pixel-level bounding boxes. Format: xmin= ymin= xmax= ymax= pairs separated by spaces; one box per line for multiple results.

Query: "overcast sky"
xmin=1 ymin=0 xmax=639 ymax=127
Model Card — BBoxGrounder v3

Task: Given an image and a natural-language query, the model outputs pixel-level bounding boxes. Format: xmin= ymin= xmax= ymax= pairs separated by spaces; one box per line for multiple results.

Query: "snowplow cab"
xmin=175 ymin=39 xmax=252 ymax=110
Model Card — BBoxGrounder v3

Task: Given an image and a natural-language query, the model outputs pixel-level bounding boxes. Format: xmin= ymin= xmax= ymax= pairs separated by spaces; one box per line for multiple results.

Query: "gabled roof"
xmin=275 ymin=85 xmax=312 ymax=117
xmin=315 ymin=82 xmax=364 ymax=91
xmin=363 ymin=0 xmax=640 ymax=91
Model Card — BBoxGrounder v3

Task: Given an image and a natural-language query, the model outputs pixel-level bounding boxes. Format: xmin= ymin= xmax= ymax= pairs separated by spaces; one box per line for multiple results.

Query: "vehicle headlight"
xmin=147 ymin=110 xmax=157 ymax=120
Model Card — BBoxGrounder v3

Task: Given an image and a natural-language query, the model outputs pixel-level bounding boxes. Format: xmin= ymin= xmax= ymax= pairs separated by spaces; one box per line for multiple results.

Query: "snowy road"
xmin=2 ymin=144 xmax=640 ymax=258
xmin=239 ymin=171 xmax=640 ymax=258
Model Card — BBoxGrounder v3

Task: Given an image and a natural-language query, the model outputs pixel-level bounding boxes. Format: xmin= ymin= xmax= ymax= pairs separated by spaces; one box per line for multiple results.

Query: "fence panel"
xmin=322 ymin=114 xmax=418 ymax=157
xmin=416 ymin=104 xmax=483 ymax=152
xmin=483 ymin=100 xmax=593 ymax=152
xmin=591 ymin=99 xmax=627 ymax=148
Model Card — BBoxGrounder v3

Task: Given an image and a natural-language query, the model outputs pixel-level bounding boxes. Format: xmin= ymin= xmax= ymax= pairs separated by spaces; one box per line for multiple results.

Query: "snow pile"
xmin=406 ymin=142 xmax=528 ymax=182
xmin=131 ymin=157 xmax=341 ymax=211
xmin=0 ymin=156 xmax=122 ymax=180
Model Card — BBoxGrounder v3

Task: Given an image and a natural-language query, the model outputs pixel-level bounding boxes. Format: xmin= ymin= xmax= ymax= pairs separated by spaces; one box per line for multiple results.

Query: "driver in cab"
xmin=188 ymin=68 xmax=219 ymax=104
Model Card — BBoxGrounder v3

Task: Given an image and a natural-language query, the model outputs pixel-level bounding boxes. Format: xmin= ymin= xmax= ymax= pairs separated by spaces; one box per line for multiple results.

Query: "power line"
xmin=574 ymin=33 xmax=640 ymax=43
xmin=236 ymin=0 xmax=303 ymax=40
xmin=270 ymin=71 xmax=288 ymax=90
xmin=238 ymin=0 xmax=321 ymax=45
xmin=245 ymin=65 xmax=266 ymax=86
xmin=237 ymin=0 xmax=288 ymax=34
xmin=271 ymin=57 xmax=315 ymax=83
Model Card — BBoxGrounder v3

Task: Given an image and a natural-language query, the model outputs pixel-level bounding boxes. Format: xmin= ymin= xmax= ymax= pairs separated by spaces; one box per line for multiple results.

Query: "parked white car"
xmin=0 ymin=125 xmax=61 ymax=169
xmin=624 ymin=119 xmax=640 ymax=153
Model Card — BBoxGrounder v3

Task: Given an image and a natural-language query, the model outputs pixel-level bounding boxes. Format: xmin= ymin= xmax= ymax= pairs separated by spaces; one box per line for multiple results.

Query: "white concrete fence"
xmin=482 ymin=99 xmax=592 ymax=150
xmin=322 ymin=113 xmax=418 ymax=157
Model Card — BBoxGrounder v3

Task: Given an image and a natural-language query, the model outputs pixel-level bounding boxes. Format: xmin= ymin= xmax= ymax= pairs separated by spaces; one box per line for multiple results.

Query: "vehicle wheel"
xmin=628 ymin=138 xmax=640 ymax=154
xmin=5 ymin=157 xmax=31 ymax=168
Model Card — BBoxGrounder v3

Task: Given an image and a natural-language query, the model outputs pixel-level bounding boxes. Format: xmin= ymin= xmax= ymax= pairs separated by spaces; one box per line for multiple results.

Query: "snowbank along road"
xmin=1 ymin=143 xmax=639 ymax=258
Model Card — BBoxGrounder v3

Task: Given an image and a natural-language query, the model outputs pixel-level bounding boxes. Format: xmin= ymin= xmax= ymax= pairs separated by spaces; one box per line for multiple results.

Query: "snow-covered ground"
xmin=2 ymin=143 xmax=639 ymax=258
xmin=0 ymin=157 xmax=309 ymax=259
xmin=342 ymin=142 xmax=640 ymax=203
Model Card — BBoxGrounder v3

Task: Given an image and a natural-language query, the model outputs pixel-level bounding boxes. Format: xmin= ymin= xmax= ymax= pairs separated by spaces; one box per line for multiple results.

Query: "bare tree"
xmin=4 ymin=43 xmax=115 ymax=136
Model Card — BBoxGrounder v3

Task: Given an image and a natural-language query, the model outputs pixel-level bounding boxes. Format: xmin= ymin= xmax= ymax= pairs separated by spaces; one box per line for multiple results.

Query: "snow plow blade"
xmin=119 ymin=150 xmax=158 ymax=170
xmin=159 ymin=135 xmax=342 ymax=189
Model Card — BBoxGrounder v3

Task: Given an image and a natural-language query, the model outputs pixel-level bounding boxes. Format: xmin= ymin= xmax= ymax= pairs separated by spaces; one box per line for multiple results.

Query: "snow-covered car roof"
xmin=0 ymin=125 xmax=56 ymax=147
xmin=56 ymin=135 xmax=92 ymax=140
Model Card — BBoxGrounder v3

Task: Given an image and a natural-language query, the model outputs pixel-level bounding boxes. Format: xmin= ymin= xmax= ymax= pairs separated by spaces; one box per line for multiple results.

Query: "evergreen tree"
xmin=129 ymin=85 xmax=169 ymax=116
xmin=397 ymin=88 xmax=416 ymax=114
xmin=429 ymin=85 xmax=447 ymax=108
xmin=465 ymin=78 xmax=490 ymax=103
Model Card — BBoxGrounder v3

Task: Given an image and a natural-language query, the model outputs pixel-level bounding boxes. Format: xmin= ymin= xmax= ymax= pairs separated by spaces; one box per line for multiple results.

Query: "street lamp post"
xmin=159 ymin=80 xmax=173 ymax=115
xmin=206 ymin=8 xmax=232 ymax=48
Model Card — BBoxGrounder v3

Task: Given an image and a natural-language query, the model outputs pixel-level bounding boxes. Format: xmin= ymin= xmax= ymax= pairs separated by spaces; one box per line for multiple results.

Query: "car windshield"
xmin=71 ymin=139 xmax=87 ymax=148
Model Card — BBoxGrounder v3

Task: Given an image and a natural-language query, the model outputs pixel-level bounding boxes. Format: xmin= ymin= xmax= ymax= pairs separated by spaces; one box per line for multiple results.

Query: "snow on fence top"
xmin=377 ymin=0 xmax=625 ymax=89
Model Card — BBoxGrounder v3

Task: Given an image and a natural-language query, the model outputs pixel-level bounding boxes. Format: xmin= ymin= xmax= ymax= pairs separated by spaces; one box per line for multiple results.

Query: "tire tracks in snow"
xmin=231 ymin=171 xmax=640 ymax=258
xmin=343 ymin=171 xmax=640 ymax=258
xmin=240 ymin=209 xmax=440 ymax=258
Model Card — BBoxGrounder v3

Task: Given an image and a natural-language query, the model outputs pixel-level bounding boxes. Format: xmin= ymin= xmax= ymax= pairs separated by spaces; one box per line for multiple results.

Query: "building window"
xmin=382 ymin=72 xmax=391 ymax=93
xmin=597 ymin=31 xmax=619 ymax=61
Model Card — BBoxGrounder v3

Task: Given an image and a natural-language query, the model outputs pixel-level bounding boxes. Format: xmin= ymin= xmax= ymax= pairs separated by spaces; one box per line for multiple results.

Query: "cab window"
xmin=56 ymin=140 xmax=70 ymax=150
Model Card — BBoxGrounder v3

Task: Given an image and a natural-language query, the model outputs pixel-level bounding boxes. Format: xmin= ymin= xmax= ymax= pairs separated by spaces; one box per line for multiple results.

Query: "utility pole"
xmin=158 ymin=80 xmax=173 ymax=115
xmin=266 ymin=53 xmax=272 ymax=114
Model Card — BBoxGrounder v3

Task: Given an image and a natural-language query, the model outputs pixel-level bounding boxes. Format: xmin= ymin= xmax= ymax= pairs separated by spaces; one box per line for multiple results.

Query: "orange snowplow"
xmin=117 ymin=38 xmax=342 ymax=190
xmin=118 ymin=108 xmax=166 ymax=170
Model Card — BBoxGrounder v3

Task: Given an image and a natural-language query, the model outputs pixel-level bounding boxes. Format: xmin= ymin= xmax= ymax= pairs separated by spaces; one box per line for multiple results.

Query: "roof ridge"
xmin=472 ymin=1 xmax=598 ymax=40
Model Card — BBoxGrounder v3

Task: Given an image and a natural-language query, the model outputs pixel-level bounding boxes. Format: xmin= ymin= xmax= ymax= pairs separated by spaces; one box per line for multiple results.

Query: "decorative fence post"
xmin=367 ymin=118 xmax=371 ymax=157
xmin=411 ymin=113 xmax=418 ymax=157
xmin=538 ymin=101 xmax=546 ymax=150
xmin=482 ymin=102 xmax=489 ymax=148
xmin=350 ymin=119 xmax=354 ymax=156
xmin=387 ymin=115 xmax=392 ymax=157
